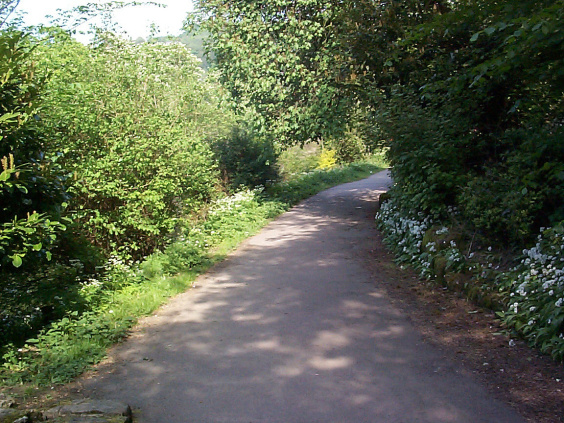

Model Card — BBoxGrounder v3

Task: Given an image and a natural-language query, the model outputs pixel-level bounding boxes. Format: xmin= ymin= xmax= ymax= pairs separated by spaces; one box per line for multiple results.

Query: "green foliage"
xmin=0 ymin=31 xmax=68 ymax=270
xmin=459 ymin=128 xmax=564 ymax=245
xmin=212 ymin=127 xmax=279 ymax=190
xmin=278 ymin=143 xmax=321 ymax=179
xmin=370 ymin=0 xmax=564 ymax=245
xmin=35 ymin=32 xmax=229 ymax=258
xmin=329 ymin=131 xmax=366 ymax=164
xmin=0 ymin=261 xmax=85 ymax=349
xmin=375 ymin=90 xmax=468 ymax=220
xmin=370 ymin=0 xmax=564 ymax=356
xmin=151 ymin=31 xmax=211 ymax=69
xmin=189 ymin=0 xmax=363 ymax=145
xmin=0 ymin=211 xmax=67 ymax=268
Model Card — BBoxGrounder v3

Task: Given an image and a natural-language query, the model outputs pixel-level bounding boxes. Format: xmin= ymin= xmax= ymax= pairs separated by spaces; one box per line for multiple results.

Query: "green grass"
xmin=0 ymin=158 xmax=386 ymax=387
xmin=268 ymin=157 xmax=387 ymax=205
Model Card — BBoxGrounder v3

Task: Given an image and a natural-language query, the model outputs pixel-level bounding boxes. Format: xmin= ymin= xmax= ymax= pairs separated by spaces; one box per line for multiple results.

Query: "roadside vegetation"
xmin=0 ymin=0 xmax=385 ymax=385
xmin=1 ymin=0 xmax=562 ymax=391
xmin=369 ymin=1 xmax=564 ymax=361
xmin=192 ymin=0 xmax=564 ymax=361
xmin=1 ymin=155 xmax=383 ymax=386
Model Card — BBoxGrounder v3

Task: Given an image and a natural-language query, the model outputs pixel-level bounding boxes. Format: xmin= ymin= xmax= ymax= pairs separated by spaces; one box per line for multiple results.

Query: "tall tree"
xmin=191 ymin=1 xmax=352 ymax=145
xmin=190 ymin=0 xmax=448 ymax=145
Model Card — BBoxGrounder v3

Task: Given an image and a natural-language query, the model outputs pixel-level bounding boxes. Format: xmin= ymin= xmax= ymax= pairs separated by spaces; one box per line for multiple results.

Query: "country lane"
xmin=81 ymin=170 xmax=526 ymax=423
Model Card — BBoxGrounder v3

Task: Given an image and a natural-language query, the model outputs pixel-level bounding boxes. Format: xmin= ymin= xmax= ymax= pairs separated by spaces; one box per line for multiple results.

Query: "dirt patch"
xmin=365 ymin=230 xmax=564 ymax=423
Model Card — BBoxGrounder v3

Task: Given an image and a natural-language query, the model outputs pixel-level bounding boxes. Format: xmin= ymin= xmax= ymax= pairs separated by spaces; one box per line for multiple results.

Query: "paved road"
xmin=83 ymin=171 xmax=526 ymax=423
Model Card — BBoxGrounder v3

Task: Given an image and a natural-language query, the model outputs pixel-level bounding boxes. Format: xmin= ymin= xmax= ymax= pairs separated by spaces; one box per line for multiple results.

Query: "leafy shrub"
xmin=36 ymin=32 xmax=226 ymax=258
xmin=278 ymin=143 xmax=321 ymax=179
xmin=375 ymin=91 xmax=470 ymax=221
xmin=0 ymin=260 xmax=88 ymax=350
xmin=329 ymin=129 xmax=367 ymax=164
xmin=141 ymin=188 xmax=269 ymax=280
xmin=459 ymin=128 xmax=564 ymax=246
xmin=371 ymin=0 xmax=564 ymax=248
xmin=316 ymin=149 xmax=337 ymax=170
xmin=0 ymin=32 xmax=69 ymax=270
xmin=212 ymin=127 xmax=279 ymax=189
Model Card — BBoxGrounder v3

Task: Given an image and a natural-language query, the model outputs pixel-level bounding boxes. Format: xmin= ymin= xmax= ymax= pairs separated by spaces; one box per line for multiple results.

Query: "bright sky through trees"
xmin=15 ymin=0 xmax=194 ymax=39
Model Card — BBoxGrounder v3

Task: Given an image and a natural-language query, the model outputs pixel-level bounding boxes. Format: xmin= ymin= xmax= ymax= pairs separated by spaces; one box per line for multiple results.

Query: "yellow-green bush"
xmin=316 ymin=149 xmax=337 ymax=170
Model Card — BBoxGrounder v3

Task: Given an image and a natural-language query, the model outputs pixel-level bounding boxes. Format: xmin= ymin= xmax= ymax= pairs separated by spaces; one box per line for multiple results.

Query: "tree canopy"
xmin=192 ymin=0 xmax=564 ymax=360
xmin=193 ymin=0 xmax=564 ymax=244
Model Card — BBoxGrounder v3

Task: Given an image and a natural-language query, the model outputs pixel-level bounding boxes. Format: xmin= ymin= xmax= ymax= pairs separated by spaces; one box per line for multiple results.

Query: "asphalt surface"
xmin=83 ymin=170 xmax=526 ymax=423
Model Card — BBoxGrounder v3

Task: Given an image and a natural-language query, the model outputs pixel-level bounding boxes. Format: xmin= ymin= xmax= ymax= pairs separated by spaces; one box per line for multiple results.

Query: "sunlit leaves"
xmin=0 ymin=31 xmax=68 ymax=270
xmin=191 ymin=0 xmax=363 ymax=145
xmin=35 ymin=32 xmax=230 ymax=258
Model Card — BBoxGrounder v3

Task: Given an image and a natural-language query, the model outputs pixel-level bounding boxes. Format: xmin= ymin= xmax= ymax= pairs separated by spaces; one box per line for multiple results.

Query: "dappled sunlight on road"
xmin=83 ymin=172 xmax=525 ymax=423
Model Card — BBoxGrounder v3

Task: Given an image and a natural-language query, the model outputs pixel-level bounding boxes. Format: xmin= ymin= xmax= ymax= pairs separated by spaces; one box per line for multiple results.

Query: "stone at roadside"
xmin=67 ymin=417 xmax=125 ymax=423
xmin=0 ymin=408 xmax=23 ymax=423
xmin=44 ymin=400 xmax=131 ymax=423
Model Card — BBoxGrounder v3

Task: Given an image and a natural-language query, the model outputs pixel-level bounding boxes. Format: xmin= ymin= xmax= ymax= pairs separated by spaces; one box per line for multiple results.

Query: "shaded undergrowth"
xmin=376 ymin=197 xmax=564 ymax=362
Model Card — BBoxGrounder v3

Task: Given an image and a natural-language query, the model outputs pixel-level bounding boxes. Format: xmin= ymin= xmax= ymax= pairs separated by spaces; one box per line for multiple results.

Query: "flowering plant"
xmin=377 ymin=196 xmax=564 ymax=360
xmin=498 ymin=225 xmax=564 ymax=359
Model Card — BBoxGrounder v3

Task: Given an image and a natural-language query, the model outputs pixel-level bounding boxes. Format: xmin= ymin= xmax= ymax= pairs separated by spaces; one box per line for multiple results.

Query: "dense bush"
xmin=316 ymin=149 xmax=337 ymax=170
xmin=458 ymin=128 xmax=564 ymax=245
xmin=369 ymin=1 xmax=564 ymax=358
xmin=0 ymin=24 xmax=283 ymax=357
xmin=374 ymin=0 xmax=564 ymax=245
xmin=0 ymin=31 xmax=69 ymax=270
xmin=212 ymin=127 xmax=279 ymax=190
xmin=278 ymin=143 xmax=321 ymax=179
xmin=0 ymin=28 xmax=224 ymax=349
xmin=329 ymin=130 xmax=366 ymax=164
xmin=0 ymin=30 xmax=88 ymax=353
xmin=36 ymin=32 xmax=228 ymax=258
xmin=375 ymin=91 xmax=469 ymax=220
